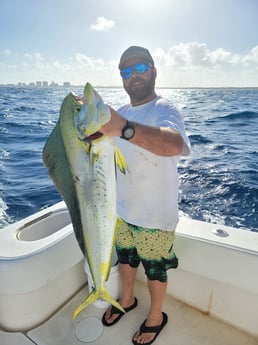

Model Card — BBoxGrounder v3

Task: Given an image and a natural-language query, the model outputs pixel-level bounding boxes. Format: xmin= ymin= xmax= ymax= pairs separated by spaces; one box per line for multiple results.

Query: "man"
xmin=100 ymin=46 xmax=190 ymax=345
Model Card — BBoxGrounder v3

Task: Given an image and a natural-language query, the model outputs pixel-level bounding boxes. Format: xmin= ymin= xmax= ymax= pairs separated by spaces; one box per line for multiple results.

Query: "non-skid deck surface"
xmin=0 ymin=331 xmax=35 ymax=345
xmin=23 ymin=280 xmax=258 ymax=345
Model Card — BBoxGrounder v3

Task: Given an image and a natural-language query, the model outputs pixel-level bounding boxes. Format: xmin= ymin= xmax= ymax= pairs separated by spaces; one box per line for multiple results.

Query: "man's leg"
xmin=133 ymin=279 xmax=167 ymax=344
xmin=103 ymin=263 xmax=137 ymax=324
xmin=119 ymin=263 xmax=138 ymax=305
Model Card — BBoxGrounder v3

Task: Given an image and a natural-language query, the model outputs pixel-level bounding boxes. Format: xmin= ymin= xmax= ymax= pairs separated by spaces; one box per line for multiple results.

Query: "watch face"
xmin=121 ymin=121 xmax=135 ymax=140
xmin=124 ymin=127 xmax=134 ymax=139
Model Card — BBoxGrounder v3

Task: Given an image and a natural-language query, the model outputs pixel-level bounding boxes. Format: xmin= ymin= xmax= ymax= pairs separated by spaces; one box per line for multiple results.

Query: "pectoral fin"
xmin=114 ymin=146 xmax=129 ymax=174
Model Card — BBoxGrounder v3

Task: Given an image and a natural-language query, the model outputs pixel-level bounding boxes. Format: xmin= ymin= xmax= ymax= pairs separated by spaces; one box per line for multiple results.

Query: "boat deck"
xmin=1 ymin=280 xmax=257 ymax=345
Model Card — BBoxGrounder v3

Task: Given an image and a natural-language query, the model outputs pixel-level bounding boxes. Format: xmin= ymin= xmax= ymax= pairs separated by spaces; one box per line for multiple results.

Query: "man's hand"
xmin=100 ymin=106 xmax=127 ymax=137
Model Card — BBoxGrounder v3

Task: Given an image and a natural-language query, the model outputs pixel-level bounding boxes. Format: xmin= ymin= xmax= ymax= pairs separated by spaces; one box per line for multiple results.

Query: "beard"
xmin=123 ymin=70 xmax=156 ymax=103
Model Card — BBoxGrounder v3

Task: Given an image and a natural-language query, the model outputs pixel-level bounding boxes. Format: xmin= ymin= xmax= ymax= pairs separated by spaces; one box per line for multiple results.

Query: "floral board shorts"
xmin=115 ymin=219 xmax=178 ymax=282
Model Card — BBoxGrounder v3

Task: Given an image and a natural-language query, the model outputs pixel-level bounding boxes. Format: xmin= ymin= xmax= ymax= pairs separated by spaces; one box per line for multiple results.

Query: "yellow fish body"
xmin=43 ymin=83 xmax=127 ymax=319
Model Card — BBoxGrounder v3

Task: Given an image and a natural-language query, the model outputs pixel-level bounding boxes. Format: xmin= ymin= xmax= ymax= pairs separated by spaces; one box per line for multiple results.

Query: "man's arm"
xmin=100 ymin=107 xmax=184 ymax=157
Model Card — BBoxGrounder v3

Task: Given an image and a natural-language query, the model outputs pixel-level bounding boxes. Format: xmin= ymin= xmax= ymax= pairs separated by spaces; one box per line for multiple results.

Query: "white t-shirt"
xmin=115 ymin=96 xmax=190 ymax=231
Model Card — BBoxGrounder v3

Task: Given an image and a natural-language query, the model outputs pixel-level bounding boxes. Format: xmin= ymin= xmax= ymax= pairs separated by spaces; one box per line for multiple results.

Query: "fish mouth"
xmin=84 ymin=131 xmax=104 ymax=141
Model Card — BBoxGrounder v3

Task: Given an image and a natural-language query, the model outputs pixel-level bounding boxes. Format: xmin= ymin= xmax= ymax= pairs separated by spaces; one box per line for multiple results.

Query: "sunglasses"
xmin=120 ymin=62 xmax=152 ymax=79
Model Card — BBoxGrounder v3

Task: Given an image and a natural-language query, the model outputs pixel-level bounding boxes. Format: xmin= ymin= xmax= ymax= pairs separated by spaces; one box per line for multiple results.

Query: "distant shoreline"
xmin=1 ymin=84 xmax=258 ymax=90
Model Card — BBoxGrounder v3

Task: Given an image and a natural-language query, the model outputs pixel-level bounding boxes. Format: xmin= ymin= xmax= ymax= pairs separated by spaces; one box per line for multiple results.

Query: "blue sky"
xmin=0 ymin=0 xmax=258 ymax=87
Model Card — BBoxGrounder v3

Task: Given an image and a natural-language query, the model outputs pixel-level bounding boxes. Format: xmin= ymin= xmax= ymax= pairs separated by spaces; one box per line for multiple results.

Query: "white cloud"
xmin=207 ymin=48 xmax=234 ymax=65
xmin=24 ymin=52 xmax=44 ymax=61
xmin=75 ymin=53 xmax=104 ymax=69
xmin=152 ymin=43 xmax=258 ymax=87
xmin=90 ymin=17 xmax=115 ymax=31
xmin=242 ymin=45 xmax=258 ymax=65
xmin=1 ymin=43 xmax=258 ymax=86
xmin=51 ymin=60 xmax=73 ymax=72
xmin=2 ymin=49 xmax=11 ymax=55
xmin=156 ymin=42 xmax=232 ymax=68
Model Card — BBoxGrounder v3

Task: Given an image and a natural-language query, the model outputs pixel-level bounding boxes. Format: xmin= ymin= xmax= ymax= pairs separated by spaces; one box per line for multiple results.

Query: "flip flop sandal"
xmin=102 ymin=297 xmax=138 ymax=326
xmin=132 ymin=312 xmax=168 ymax=345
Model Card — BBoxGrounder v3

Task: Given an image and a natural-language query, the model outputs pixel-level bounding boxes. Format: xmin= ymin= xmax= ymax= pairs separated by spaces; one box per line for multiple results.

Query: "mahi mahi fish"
xmin=42 ymin=82 xmax=127 ymax=319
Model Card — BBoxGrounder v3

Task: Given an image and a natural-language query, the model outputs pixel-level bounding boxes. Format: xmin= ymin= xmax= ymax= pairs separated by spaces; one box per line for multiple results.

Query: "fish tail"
xmin=72 ymin=287 xmax=125 ymax=319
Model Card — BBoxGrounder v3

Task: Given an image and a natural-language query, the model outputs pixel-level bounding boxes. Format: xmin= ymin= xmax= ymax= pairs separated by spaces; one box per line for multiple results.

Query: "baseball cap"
xmin=118 ymin=46 xmax=154 ymax=69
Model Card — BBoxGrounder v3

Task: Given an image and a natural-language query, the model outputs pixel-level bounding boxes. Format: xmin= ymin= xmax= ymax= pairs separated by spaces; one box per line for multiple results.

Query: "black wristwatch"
xmin=120 ymin=120 xmax=135 ymax=140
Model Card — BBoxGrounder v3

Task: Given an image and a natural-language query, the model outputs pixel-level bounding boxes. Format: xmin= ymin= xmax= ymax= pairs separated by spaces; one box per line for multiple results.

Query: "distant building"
xmin=5 ymin=80 xmax=71 ymax=87
xmin=50 ymin=81 xmax=59 ymax=87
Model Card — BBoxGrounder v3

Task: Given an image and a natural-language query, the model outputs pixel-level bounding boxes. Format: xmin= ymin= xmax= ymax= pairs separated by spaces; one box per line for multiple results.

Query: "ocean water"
xmin=0 ymin=86 xmax=257 ymax=232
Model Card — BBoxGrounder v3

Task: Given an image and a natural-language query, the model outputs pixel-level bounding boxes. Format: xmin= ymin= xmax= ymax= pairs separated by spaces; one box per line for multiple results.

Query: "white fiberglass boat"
xmin=0 ymin=201 xmax=257 ymax=345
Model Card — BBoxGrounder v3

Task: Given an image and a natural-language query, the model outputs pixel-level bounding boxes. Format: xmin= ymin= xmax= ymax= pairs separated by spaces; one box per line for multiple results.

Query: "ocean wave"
xmin=188 ymin=134 xmax=213 ymax=145
xmin=179 ymin=167 xmax=258 ymax=232
xmin=0 ymin=197 xmax=12 ymax=228
xmin=0 ymin=149 xmax=10 ymax=160
xmin=215 ymin=110 xmax=258 ymax=121
xmin=14 ymin=105 xmax=37 ymax=112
